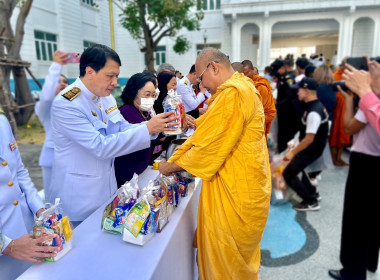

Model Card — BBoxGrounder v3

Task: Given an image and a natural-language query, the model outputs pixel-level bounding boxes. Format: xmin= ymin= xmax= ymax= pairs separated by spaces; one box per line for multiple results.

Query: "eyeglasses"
xmin=197 ymin=63 xmax=211 ymax=84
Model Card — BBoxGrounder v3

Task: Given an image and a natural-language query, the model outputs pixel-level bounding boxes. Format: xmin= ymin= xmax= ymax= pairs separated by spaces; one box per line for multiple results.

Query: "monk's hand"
xmin=146 ymin=112 xmax=179 ymax=135
xmin=158 ymin=160 xmax=172 ymax=176
xmin=3 ymin=234 xmax=58 ymax=263
xmin=198 ymin=108 xmax=207 ymax=115
xmin=185 ymin=114 xmax=196 ymax=130
xmin=283 ymin=151 xmax=294 ymax=162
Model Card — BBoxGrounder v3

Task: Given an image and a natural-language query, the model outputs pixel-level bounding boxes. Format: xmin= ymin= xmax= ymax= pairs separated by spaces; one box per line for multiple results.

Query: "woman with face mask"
xmin=114 ymin=72 xmax=162 ymax=187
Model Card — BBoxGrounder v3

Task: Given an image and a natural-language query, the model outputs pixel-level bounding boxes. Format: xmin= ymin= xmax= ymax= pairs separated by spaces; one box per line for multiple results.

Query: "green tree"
xmin=119 ymin=0 xmax=203 ymax=72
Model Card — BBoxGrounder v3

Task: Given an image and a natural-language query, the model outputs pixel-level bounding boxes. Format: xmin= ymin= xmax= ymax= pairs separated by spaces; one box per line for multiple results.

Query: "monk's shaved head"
xmin=231 ymin=62 xmax=244 ymax=73
xmin=241 ymin=60 xmax=254 ymax=70
xmin=196 ymin=47 xmax=230 ymax=68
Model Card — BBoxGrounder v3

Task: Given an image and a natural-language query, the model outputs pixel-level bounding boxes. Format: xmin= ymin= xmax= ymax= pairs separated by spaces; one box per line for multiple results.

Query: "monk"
xmin=159 ymin=48 xmax=271 ymax=279
xmin=242 ymin=59 xmax=277 ymax=137
xmin=330 ymin=57 xmax=352 ymax=166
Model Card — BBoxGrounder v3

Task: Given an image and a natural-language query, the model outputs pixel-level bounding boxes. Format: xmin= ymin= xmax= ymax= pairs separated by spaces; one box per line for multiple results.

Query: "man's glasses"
xmin=197 ymin=63 xmax=211 ymax=84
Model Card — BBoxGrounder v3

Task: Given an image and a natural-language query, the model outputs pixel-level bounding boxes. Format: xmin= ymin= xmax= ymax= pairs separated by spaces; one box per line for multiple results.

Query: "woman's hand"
xmin=3 ymin=234 xmax=58 ymax=263
xmin=146 ymin=112 xmax=179 ymax=134
xmin=343 ymin=63 xmax=372 ymax=98
xmin=337 ymin=85 xmax=353 ymax=100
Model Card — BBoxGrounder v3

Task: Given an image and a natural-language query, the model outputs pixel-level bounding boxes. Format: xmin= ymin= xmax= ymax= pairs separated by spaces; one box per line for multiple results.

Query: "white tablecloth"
xmin=18 ymin=168 xmax=202 ymax=280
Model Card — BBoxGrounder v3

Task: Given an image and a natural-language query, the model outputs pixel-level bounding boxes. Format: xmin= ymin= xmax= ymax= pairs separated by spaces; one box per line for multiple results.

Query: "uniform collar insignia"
xmin=184 ymin=80 xmax=188 ymax=85
xmin=62 ymin=87 xmax=81 ymax=101
xmin=105 ymin=105 xmax=117 ymax=114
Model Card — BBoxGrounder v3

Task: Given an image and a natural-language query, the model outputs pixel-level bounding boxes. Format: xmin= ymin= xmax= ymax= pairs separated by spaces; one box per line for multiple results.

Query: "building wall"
xmin=8 ymin=0 xmax=380 ymax=84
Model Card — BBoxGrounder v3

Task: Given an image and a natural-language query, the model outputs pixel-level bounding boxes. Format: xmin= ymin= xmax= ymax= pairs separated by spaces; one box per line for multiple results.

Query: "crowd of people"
xmin=0 ymin=44 xmax=379 ymax=280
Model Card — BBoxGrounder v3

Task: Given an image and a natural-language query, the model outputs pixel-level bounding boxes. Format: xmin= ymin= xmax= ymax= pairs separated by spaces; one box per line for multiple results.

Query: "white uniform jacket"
xmin=35 ymin=62 xmax=62 ymax=168
xmin=0 ymin=113 xmax=44 ymax=255
xmin=177 ymin=76 xmax=205 ymax=112
xmin=49 ymin=78 xmax=155 ymax=222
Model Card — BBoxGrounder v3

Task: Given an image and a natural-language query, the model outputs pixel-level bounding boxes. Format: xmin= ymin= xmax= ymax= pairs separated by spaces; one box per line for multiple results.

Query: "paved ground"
xmin=18 ymin=143 xmax=379 ymax=280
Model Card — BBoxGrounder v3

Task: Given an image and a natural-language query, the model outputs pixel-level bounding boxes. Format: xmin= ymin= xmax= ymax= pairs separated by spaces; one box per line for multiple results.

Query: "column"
xmin=337 ymin=14 xmax=353 ymax=63
xmin=259 ymin=18 xmax=272 ymax=70
xmin=231 ymin=14 xmax=241 ymax=62
xmin=372 ymin=15 xmax=380 ymax=56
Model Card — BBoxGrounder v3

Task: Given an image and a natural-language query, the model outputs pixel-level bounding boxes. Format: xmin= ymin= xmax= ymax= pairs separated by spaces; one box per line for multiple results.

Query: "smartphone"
xmin=65 ymin=52 xmax=81 ymax=63
xmin=346 ymin=57 xmax=368 ymax=71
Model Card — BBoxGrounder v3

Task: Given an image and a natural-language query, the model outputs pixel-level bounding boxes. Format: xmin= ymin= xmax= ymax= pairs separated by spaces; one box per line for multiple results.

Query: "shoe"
xmin=314 ymin=192 xmax=321 ymax=202
xmin=328 ymin=269 xmax=344 ymax=279
xmin=293 ymin=201 xmax=320 ymax=211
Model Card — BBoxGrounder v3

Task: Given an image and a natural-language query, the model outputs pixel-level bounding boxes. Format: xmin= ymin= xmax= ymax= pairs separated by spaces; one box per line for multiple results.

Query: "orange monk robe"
xmin=251 ymin=75 xmax=277 ymax=137
xmin=330 ymin=69 xmax=352 ymax=147
xmin=168 ymin=73 xmax=271 ymax=280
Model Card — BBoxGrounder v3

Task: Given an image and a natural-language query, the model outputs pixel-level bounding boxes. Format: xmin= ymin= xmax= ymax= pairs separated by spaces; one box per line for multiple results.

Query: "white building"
xmin=11 ymin=0 xmax=380 ymax=85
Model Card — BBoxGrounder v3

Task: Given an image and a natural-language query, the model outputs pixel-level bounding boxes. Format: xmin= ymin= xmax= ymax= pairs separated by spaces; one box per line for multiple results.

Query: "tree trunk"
xmin=10 ymin=0 xmax=34 ymax=125
xmin=0 ymin=0 xmax=34 ymax=136
xmin=138 ymin=1 xmax=155 ymax=73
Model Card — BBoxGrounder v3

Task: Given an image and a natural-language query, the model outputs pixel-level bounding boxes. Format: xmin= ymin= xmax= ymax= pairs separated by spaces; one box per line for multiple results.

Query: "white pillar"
xmin=337 ymin=14 xmax=354 ymax=63
xmin=259 ymin=18 xmax=272 ymax=70
xmin=231 ymin=14 xmax=241 ymax=62
xmin=372 ymin=15 xmax=380 ymax=57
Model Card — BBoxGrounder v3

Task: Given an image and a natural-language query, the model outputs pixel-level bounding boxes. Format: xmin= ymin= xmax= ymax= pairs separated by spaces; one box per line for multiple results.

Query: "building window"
xmin=198 ymin=0 xmax=220 ymax=10
xmin=81 ymin=0 xmax=94 ymax=5
xmin=145 ymin=46 xmax=167 ymax=66
xmin=83 ymin=40 xmax=97 ymax=50
xmin=155 ymin=46 xmax=166 ymax=66
xmin=34 ymin=30 xmax=57 ymax=61
xmin=196 ymin=43 xmax=221 ymax=55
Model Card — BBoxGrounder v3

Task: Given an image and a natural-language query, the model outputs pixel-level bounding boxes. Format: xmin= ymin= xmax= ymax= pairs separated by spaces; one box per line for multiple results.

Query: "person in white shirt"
xmin=177 ymin=64 xmax=205 ymax=112
xmin=35 ymin=51 xmax=70 ymax=200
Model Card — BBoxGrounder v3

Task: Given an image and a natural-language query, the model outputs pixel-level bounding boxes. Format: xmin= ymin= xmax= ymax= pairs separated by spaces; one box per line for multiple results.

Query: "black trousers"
xmin=340 ymin=152 xmax=380 ymax=280
xmin=283 ymin=151 xmax=319 ymax=203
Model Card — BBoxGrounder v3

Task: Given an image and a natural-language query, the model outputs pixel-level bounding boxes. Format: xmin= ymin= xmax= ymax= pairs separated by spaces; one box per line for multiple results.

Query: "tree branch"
xmin=10 ymin=0 xmax=33 ymax=58
xmin=153 ymin=27 xmax=173 ymax=47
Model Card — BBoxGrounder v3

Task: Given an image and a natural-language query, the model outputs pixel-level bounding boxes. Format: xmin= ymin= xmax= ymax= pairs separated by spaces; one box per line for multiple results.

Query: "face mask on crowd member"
xmin=121 ymin=72 xmax=158 ymax=113
xmin=135 ymin=82 xmax=157 ymax=112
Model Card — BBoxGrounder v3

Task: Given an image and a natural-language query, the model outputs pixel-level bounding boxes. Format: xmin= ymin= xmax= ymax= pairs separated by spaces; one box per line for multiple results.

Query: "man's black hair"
xmin=79 ymin=44 xmax=121 ymax=77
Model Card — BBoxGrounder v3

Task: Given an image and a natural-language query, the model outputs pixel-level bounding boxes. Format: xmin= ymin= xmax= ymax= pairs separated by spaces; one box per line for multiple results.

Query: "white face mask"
xmin=138 ymin=97 xmax=155 ymax=112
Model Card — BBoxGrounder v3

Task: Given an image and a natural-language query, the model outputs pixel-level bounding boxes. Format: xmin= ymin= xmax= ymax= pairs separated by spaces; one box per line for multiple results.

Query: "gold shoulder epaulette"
xmin=62 ymin=87 xmax=81 ymax=101
xmin=0 ymin=109 xmax=4 ymax=114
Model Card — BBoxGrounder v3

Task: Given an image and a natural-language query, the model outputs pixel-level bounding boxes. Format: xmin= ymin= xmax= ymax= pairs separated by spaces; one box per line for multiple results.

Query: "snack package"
xmin=270 ymin=150 xmax=288 ymax=190
xmin=34 ymin=198 xmax=73 ymax=261
xmin=101 ymin=173 xmax=140 ymax=235
xmin=270 ymin=150 xmax=290 ymax=205
xmin=162 ymin=89 xmax=187 ymax=135
xmin=124 ymin=200 xmax=150 ymax=238
xmin=174 ymin=172 xmax=196 ymax=197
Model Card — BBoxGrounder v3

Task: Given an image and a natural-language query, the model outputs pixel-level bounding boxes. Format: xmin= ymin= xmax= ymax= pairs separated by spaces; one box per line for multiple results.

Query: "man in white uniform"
xmin=49 ymin=45 xmax=177 ymax=224
xmin=35 ymin=50 xmax=70 ymax=200
xmin=177 ymin=64 xmax=205 ymax=112
xmin=0 ymin=110 xmax=57 ymax=279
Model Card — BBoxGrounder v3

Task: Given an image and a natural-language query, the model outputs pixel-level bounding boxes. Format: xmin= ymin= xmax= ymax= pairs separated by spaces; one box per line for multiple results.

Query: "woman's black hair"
xmin=121 ymin=72 xmax=156 ymax=106
xmin=154 ymin=71 xmax=176 ymax=114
